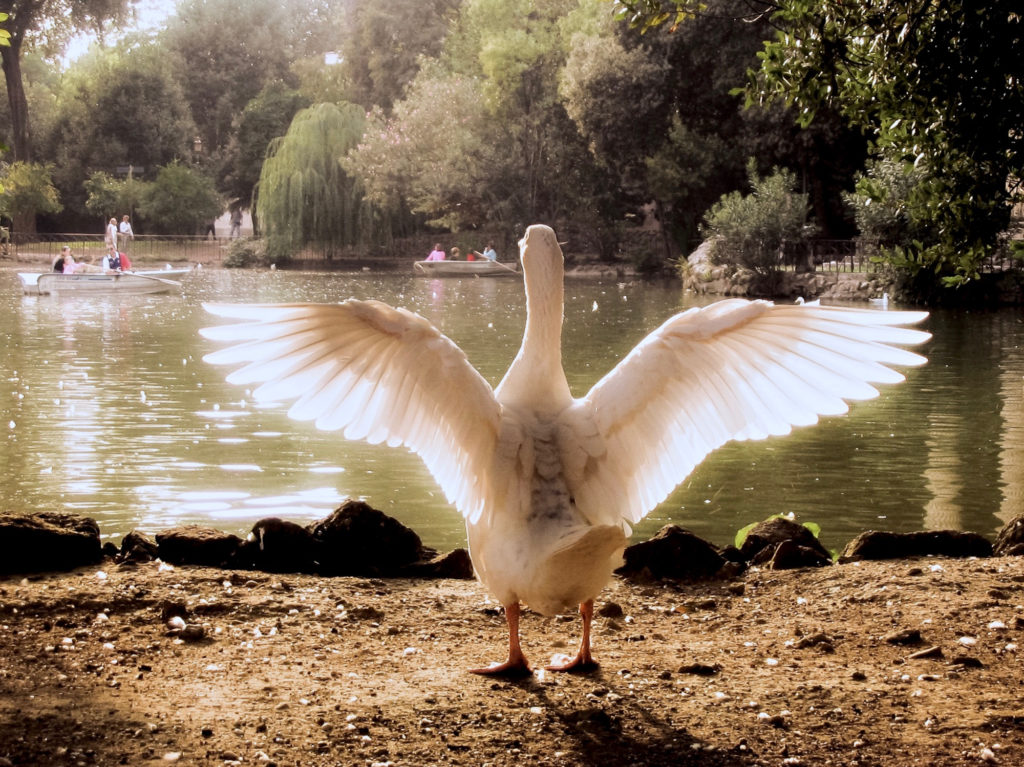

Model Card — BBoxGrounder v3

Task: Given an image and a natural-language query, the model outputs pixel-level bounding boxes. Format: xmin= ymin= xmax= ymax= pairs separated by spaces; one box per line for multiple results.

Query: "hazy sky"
xmin=63 ymin=0 xmax=178 ymax=64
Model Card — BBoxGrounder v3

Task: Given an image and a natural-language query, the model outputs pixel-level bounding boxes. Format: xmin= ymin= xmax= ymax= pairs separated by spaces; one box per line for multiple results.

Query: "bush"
xmin=701 ymin=160 xmax=813 ymax=278
xmin=223 ymin=237 xmax=270 ymax=269
xmin=843 ymin=156 xmax=933 ymax=248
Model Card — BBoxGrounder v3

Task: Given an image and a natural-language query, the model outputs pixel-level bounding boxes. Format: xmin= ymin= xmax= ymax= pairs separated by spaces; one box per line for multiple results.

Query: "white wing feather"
xmin=200 ymin=301 xmax=501 ymax=522
xmin=574 ymin=299 xmax=930 ymax=527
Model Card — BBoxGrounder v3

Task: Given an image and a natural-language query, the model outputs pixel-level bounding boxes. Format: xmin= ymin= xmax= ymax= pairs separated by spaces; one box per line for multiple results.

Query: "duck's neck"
xmin=497 ymin=265 xmax=572 ymax=414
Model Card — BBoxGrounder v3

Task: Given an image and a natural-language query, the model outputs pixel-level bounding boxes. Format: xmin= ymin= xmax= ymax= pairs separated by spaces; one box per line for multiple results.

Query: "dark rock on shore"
xmin=616 ymin=525 xmax=731 ymax=581
xmin=402 ymin=548 xmax=475 ymax=579
xmin=740 ymin=516 xmax=832 ymax=568
xmin=993 ymin=514 xmax=1024 ymax=556
xmin=308 ymin=500 xmax=428 ymax=575
xmin=3 ymin=508 xmax=1021 ymax=582
xmin=0 ymin=512 xmax=101 ymax=574
xmin=840 ymin=529 xmax=994 ymax=562
xmin=235 ymin=517 xmax=322 ymax=573
xmin=117 ymin=529 xmax=159 ymax=563
xmin=156 ymin=525 xmax=243 ymax=567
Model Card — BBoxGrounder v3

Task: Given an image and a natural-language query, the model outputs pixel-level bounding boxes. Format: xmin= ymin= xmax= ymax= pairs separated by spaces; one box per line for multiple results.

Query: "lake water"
xmin=2 ymin=267 xmax=1022 ymax=553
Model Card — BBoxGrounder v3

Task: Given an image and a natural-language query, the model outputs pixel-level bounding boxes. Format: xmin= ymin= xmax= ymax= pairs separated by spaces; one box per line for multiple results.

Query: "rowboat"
xmin=413 ymin=260 xmax=519 ymax=277
xmin=19 ymin=269 xmax=192 ymax=296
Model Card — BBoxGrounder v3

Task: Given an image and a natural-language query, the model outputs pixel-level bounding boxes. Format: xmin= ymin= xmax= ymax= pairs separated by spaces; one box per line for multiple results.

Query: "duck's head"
xmin=519 ymin=225 xmax=563 ymax=289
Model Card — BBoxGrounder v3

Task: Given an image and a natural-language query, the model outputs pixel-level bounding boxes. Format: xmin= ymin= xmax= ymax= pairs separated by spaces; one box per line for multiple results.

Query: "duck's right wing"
xmin=200 ymin=301 xmax=502 ymax=523
xmin=567 ymin=299 xmax=930 ymax=528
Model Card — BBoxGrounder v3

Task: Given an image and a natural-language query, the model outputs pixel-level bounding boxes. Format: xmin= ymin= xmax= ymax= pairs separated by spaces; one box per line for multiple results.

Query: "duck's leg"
xmin=546 ymin=599 xmax=598 ymax=672
xmin=470 ymin=602 xmax=532 ymax=676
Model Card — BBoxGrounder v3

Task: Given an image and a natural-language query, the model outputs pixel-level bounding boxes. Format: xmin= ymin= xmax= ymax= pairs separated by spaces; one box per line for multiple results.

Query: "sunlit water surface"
xmin=2 ymin=267 xmax=1022 ymax=553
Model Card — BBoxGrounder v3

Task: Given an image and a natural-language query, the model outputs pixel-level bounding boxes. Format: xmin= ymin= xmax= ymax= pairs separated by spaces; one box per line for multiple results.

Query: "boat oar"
xmin=473 ymin=251 xmax=519 ymax=273
xmin=126 ymin=273 xmax=183 ymax=289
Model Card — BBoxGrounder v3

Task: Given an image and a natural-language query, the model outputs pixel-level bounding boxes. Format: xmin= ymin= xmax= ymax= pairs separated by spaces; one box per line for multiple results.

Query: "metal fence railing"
xmin=3 ymin=232 xmax=229 ymax=265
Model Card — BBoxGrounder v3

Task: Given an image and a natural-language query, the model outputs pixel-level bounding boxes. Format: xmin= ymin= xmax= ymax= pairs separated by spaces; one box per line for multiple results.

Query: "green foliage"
xmin=223 ymin=237 xmax=271 ymax=268
xmin=137 ymin=162 xmax=222 ymax=235
xmin=612 ymin=0 xmax=707 ymax=33
xmin=83 ymin=172 xmax=147 ymax=222
xmin=219 ymin=82 xmax=310 ymax=211
xmin=350 ymin=0 xmax=612 ymax=233
xmin=159 ymin=0 xmax=335 ymax=154
xmin=0 ymin=0 xmax=134 ymax=160
xmin=701 ymin=161 xmax=812 ymax=277
xmin=44 ymin=44 xmax=197 ymax=221
xmin=337 ymin=0 xmax=457 ymax=112
xmin=346 ymin=66 xmax=496 ymax=230
xmin=745 ymin=0 xmax=1024 ymax=287
xmin=0 ymin=161 xmax=62 ymax=230
xmin=256 ymin=102 xmax=377 ymax=259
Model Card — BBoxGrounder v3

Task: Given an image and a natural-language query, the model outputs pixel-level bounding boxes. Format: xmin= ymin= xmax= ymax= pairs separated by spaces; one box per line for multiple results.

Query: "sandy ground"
xmin=0 ymin=555 xmax=1022 ymax=767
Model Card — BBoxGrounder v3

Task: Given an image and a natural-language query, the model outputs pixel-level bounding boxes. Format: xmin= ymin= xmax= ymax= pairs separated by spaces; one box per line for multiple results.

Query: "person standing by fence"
xmin=105 ymin=218 xmax=118 ymax=251
xmin=118 ymin=215 xmax=134 ymax=253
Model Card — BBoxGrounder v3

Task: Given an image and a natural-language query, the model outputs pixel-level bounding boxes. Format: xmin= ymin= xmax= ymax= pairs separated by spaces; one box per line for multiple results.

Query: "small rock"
xmin=882 ymin=628 xmax=923 ymax=646
xmin=907 ymin=646 xmax=944 ymax=660
xmin=678 ymin=662 xmax=720 ymax=676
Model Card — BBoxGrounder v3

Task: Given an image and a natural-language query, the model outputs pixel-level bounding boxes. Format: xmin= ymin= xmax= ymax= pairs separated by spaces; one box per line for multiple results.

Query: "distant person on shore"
xmin=118 ymin=215 xmax=134 ymax=253
xmin=105 ymin=218 xmax=118 ymax=251
xmin=230 ymin=208 xmax=243 ymax=239
xmin=426 ymin=244 xmax=446 ymax=261
xmin=53 ymin=246 xmax=71 ymax=272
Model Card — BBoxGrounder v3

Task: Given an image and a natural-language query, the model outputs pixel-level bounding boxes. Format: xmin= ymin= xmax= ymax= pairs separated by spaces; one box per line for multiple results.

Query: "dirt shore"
xmin=1 ymin=556 xmax=1021 ymax=767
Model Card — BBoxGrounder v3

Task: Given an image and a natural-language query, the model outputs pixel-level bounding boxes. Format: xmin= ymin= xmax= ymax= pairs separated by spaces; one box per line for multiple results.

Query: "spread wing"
xmin=200 ymin=301 xmax=501 ymax=522
xmin=571 ymin=299 xmax=930 ymax=526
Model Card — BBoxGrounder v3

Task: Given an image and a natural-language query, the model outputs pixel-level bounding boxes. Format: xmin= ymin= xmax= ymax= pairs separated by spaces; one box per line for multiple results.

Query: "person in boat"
xmin=451 ymin=247 xmax=462 ymax=261
xmin=102 ymin=244 xmax=122 ymax=272
xmin=426 ymin=244 xmax=446 ymax=261
xmin=62 ymin=253 xmax=103 ymax=274
xmin=480 ymin=243 xmax=497 ymax=262
xmin=53 ymin=246 xmax=71 ymax=272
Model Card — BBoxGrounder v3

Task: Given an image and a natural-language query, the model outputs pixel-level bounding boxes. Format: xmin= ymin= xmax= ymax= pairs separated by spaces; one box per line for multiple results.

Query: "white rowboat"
xmin=19 ymin=269 xmax=192 ymax=296
xmin=413 ymin=260 xmax=519 ymax=277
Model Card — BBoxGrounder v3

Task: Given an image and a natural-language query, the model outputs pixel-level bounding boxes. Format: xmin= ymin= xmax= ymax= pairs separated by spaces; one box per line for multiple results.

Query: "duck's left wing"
xmin=200 ymin=301 xmax=501 ymax=522
xmin=570 ymin=299 xmax=930 ymax=527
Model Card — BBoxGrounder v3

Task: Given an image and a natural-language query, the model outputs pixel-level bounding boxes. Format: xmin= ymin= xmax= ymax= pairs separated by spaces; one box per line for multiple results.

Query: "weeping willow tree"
xmin=255 ymin=102 xmax=379 ymax=261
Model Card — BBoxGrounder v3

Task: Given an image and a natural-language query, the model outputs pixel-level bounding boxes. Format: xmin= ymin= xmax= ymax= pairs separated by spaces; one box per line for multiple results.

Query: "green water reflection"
xmin=1 ymin=267 xmax=1021 ymax=552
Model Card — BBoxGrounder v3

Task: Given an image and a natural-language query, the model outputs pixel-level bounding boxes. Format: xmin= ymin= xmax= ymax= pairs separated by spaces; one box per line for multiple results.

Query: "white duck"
xmin=200 ymin=224 xmax=930 ymax=675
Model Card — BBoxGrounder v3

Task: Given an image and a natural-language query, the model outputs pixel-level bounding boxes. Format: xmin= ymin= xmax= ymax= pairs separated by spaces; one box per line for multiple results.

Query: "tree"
xmin=352 ymin=0 xmax=610 ymax=235
xmin=218 ymin=81 xmax=309 ymax=213
xmin=0 ymin=0 xmax=131 ymax=161
xmin=338 ymin=0 xmax=461 ymax=112
xmin=256 ymin=102 xmax=378 ymax=260
xmin=346 ymin=64 xmax=498 ymax=230
xmin=0 ymin=160 xmax=61 ymax=233
xmin=159 ymin=0 xmax=336 ymax=156
xmin=746 ymin=0 xmax=1024 ymax=285
xmin=137 ymin=161 xmax=222 ymax=235
xmin=701 ymin=160 xmax=812 ymax=282
xmin=43 ymin=44 xmax=197 ymax=226
xmin=83 ymin=170 xmax=146 ymax=224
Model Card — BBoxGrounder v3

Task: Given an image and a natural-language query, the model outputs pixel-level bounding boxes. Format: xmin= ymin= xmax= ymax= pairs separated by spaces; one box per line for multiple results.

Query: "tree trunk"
xmin=1 ymin=35 xmax=31 ymax=162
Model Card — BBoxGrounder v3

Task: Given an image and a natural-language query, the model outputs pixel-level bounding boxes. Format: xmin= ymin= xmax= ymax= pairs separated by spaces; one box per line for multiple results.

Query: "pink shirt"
xmin=426 ymin=249 xmax=445 ymax=261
